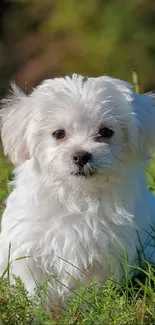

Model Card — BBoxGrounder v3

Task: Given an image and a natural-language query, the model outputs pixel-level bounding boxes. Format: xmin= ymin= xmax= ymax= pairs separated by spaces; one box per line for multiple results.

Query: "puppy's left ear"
xmin=132 ymin=92 xmax=155 ymax=156
xmin=0 ymin=83 xmax=32 ymax=165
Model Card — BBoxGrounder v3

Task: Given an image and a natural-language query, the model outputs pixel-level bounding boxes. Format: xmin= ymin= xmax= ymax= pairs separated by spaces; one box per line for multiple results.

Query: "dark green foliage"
xmin=0 ymin=0 xmax=155 ymax=94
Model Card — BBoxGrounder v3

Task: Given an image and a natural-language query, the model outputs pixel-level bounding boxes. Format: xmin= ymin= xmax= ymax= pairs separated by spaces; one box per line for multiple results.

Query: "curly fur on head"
xmin=0 ymin=74 xmax=155 ymax=306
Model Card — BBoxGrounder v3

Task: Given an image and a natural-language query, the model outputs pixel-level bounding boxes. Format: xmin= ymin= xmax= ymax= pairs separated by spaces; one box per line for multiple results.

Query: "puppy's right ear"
xmin=0 ymin=83 xmax=31 ymax=165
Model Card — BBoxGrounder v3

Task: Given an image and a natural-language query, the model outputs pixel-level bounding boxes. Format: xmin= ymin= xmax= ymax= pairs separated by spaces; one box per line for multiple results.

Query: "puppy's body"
xmin=0 ymin=75 xmax=155 ymax=301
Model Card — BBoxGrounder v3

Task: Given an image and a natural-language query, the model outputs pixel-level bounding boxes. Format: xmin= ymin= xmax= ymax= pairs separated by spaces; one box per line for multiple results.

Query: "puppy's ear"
xmin=132 ymin=92 xmax=155 ymax=156
xmin=0 ymin=83 xmax=31 ymax=165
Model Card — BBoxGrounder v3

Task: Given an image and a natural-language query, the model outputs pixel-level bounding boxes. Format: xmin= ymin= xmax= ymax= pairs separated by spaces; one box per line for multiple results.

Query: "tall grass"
xmin=1 ymin=263 xmax=155 ymax=324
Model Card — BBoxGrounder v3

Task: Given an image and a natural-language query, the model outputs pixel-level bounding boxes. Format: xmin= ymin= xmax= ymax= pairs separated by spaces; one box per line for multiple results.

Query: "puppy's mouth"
xmin=71 ymin=167 xmax=96 ymax=178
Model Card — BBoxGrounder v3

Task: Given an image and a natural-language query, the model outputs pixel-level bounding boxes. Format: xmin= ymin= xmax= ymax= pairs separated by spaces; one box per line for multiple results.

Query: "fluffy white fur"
xmin=0 ymin=74 xmax=155 ymax=305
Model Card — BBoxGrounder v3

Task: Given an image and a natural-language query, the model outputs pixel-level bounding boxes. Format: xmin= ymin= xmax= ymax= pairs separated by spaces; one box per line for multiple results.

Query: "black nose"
xmin=72 ymin=151 xmax=91 ymax=167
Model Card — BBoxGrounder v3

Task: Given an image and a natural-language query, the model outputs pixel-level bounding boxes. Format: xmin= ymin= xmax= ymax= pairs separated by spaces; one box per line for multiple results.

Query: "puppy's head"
xmin=1 ymin=75 xmax=155 ymax=185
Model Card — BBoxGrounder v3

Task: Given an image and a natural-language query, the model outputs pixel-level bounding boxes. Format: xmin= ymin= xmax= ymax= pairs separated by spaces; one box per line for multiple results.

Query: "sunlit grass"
xmin=1 ymin=263 xmax=155 ymax=324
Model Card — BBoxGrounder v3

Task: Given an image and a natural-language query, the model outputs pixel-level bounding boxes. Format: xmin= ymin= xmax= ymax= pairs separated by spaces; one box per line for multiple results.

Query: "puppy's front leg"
xmin=11 ymin=256 xmax=44 ymax=295
xmin=0 ymin=241 xmax=43 ymax=295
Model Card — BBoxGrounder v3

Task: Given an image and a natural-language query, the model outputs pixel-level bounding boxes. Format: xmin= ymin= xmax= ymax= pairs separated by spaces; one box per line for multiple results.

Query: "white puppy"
xmin=0 ymin=74 xmax=155 ymax=303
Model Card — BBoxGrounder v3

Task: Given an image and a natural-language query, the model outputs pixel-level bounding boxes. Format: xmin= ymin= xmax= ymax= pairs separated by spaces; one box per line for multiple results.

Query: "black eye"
xmin=52 ymin=129 xmax=65 ymax=139
xmin=98 ymin=127 xmax=114 ymax=138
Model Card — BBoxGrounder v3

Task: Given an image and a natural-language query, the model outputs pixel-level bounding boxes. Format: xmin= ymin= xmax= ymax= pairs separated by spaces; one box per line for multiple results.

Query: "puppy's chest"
xmin=35 ymin=198 xmax=121 ymax=266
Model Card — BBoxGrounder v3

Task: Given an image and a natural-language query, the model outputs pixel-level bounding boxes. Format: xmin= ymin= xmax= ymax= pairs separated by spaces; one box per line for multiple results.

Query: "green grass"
xmin=0 ymin=149 xmax=155 ymax=324
xmin=0 ymin=151 xmax=12 ymax=218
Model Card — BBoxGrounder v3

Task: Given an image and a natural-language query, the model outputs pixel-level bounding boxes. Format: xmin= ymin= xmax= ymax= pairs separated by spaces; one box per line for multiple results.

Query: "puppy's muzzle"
xmin=71 ymin=151 xmax=95 ymax=177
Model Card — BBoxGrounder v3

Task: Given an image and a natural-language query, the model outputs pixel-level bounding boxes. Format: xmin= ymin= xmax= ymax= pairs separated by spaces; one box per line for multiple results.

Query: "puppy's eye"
xmin=52 ymin=129 xmax=65 ymax=139
xmin=98 ymin=127 xmax=114 ymax=138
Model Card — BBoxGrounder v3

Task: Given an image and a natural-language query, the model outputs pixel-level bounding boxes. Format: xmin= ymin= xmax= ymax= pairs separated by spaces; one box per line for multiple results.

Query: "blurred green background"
xmin=0 ymin=0 xmax=155 ymax=96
